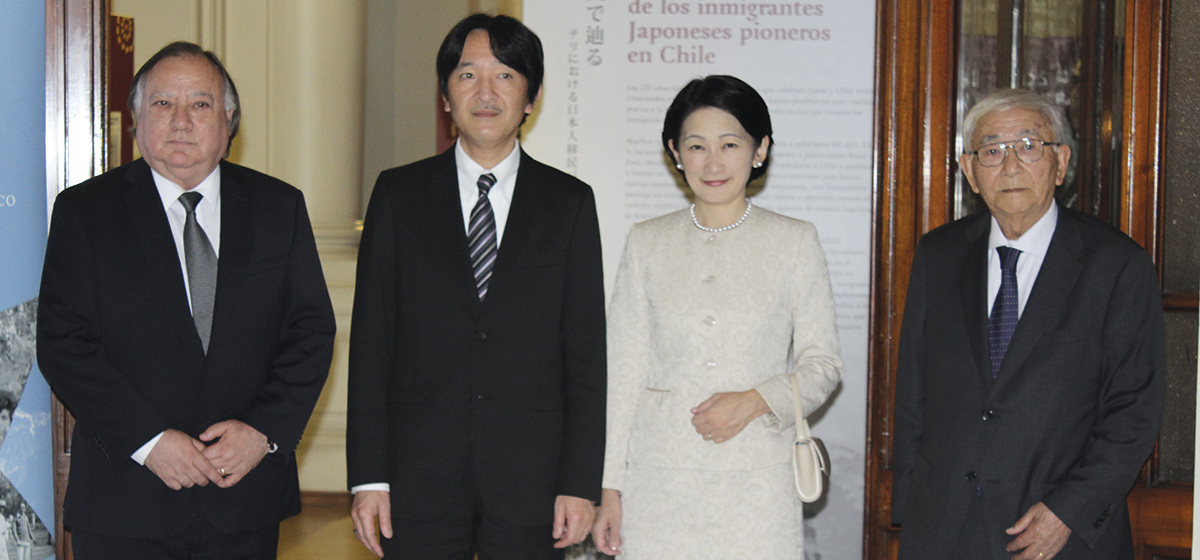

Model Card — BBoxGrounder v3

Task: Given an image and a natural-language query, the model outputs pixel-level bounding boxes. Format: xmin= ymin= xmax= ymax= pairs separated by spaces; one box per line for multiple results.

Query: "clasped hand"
xmin=143 ymin=420 xmax=269 ymax=490
xmin=1005 ymin=502 xmax=1071 ymax=559
xmin=690 ymin=389 xmax=770 ymax=444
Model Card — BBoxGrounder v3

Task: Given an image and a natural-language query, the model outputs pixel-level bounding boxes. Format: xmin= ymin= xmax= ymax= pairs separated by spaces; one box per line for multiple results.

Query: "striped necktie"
xmin=468 ymin=173 xmax=498 ymax=300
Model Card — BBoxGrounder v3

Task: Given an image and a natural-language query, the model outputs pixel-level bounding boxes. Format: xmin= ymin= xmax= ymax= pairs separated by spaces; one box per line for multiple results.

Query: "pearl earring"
xmin=676 ymin=163 xmax=683 ymax=170
xmin=752 ymin=161 xmax=763 ymax=168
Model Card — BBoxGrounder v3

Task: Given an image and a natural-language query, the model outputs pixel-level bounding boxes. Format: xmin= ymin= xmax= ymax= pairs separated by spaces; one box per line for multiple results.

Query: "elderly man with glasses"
xmin=890 ymin=89 xmax=1165 ymax=560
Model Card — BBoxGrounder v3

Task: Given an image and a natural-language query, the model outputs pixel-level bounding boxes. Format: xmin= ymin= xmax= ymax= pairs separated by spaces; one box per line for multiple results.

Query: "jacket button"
xmin=981 ymin=410 xmax=995 ymax=421
xmin=475 ymin=331 xmax=487 ymax=341
xmin=965 ymin=471 xmax=977 ymax=481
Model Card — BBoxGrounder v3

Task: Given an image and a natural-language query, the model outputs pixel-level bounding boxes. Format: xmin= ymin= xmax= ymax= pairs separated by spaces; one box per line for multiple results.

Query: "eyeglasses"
xmin=967 ymin=138 xmax=1061 ymax=167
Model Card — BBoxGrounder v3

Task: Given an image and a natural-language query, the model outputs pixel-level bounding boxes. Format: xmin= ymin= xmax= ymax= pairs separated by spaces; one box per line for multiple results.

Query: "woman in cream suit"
xmin=591 ymin=75 xmax=843 ymax=558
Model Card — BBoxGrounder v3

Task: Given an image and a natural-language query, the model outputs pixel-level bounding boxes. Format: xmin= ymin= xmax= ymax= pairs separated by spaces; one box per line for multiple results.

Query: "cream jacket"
xmin=603 ymin=206 xmax=843 ymax=490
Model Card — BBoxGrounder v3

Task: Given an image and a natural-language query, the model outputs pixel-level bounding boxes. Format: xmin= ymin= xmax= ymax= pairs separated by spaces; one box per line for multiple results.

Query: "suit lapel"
xmin=209 ymin=161 xmax=252 ymax=357
xmin=991 ymin=207 xmax=1084 ymax=392
xmin=483 ymin=150 xmax=540 ymax=308
xmin=428 ymin=149 xmax=484 ymax=316
xmin=959 ymin=214 xmax=992 ymax=385
xmin=122 ymin=160 xmax=206 ymax=360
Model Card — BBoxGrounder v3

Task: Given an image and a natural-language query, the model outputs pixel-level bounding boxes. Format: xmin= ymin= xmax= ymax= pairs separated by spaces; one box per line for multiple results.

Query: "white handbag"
xmin=791 ymin=376 xmax=830 ymax=503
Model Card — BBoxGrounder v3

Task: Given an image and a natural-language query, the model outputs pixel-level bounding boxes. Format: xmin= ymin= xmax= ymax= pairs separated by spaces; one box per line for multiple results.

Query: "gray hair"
xmin=128 ymin=42 xmax=240 ymax=153
xmin=961 ymin=89 xmax=1072 ymax=153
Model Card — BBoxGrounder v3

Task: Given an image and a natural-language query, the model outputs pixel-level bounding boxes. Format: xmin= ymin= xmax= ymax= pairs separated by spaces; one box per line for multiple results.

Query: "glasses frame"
xmin=966 ymin=138 xmax=1062 ymax=167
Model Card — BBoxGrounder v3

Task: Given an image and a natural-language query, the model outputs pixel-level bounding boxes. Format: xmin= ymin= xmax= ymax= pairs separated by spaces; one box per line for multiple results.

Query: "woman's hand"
xmin=592 ymin=488 xmax=624 ymax=555
xmin=691 ymin=389 xmax=770 ymax=443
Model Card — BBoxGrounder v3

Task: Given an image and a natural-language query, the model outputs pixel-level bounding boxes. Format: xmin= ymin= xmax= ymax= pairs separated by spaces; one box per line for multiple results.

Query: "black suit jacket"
xmin=37 ymin=159 xmax=335 ymax=538
xmin=346 ymin=147 xmax=606 ymax=527
xmin=890 ymin=206 xmax=1164 ymax=560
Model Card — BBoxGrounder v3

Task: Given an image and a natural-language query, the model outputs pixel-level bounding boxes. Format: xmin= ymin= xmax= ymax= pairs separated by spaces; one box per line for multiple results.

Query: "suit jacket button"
xmin=475 ymin=331 xmax=487 ymax=341
xmin=965 ymin=471 xmax=977 ymax=481
xmin=981 ymin=410 xmax=995 ymax=421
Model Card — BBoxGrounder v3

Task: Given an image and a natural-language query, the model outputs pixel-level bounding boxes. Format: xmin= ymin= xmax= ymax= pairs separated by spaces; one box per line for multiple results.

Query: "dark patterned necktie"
xmin=468 ymin=173 xmax=498 ymax=300
xmin=989 ymin=246 xmax=1021 ymax=378
xmin=179 ymin=191 xmax=217 ymax=353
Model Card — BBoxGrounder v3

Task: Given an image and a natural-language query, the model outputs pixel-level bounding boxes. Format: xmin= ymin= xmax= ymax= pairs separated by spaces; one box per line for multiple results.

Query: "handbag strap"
xmin=790 ymin=374 xmax=812 ymax=441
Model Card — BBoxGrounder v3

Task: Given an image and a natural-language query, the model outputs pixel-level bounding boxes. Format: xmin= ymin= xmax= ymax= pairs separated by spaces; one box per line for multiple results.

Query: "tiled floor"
xmin=278 ymin=495 xmax=379 ymax=560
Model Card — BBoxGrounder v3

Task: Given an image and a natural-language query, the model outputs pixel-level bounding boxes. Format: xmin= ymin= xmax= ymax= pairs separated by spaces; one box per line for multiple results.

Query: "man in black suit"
xmin=37 ymin=42 xmax=335 ymax=559
xmin=347 ymin=14 xmax=606 ymax=560
xmin=891 ymin=89 xmax=1165 ymax=560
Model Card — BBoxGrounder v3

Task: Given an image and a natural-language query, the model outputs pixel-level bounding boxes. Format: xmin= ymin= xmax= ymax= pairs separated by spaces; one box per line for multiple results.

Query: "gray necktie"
xmin=179 ymin=192 xmax=217 ymax=353
xmin=467 ymin=173 xmax=498 ymax=300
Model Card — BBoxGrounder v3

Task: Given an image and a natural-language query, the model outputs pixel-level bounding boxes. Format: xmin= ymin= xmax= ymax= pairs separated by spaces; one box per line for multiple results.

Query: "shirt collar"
xmin=152 ymin=163 xmax=222 ymax=210
xmin=455 ymin=139 xmax=521 ymax=191
xmin=988 ymin=201 xmax=1058 ymax=258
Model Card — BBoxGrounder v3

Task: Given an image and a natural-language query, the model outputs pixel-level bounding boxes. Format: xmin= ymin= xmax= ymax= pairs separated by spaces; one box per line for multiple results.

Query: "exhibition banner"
xmin=0 ymin=3 xmax=57 ymax=558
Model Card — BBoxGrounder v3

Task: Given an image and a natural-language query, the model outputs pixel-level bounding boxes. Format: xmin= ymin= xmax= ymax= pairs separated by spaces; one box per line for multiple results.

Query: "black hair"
xmin=662 ymin=75 xmax=774 ymax=181
xmin=128 ymin=41 xmax=241 ymax=154
xmin=436 ymin=13 xmax=544 ymax=107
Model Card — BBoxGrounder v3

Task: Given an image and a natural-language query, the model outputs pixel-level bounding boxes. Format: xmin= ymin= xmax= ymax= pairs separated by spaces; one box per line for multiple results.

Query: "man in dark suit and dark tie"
xmin=890 ymin=89 xmax=1165 ymax=560
xmin=346 ymin=13 xmax=607 ymax=560
xmin=37 ymin=42 xmax=336 ymax=558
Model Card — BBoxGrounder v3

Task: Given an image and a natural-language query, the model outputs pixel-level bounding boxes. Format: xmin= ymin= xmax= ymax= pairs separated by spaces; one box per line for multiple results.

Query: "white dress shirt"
xmin=455 ymin=138 xmax=521 ymax=246
xmin=131 ymin=166 xmax=222 ymax=465
xmin=351 ymin=140 xmax=522 ymax=495
xmin=986 ymin=203 xmax=1058 ymax=320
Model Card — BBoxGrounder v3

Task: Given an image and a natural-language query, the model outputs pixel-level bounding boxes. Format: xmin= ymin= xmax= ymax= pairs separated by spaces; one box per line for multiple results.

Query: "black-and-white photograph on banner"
xmin=0 ymin=301 xmax=53 ymax=560
xmin=522 ymin=1 xmax=876 ymax=558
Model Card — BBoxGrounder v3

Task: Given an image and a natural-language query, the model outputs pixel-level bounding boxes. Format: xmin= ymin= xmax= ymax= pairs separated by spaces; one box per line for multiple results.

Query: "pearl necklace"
xmin=691 ymin=200 xmax=753 ymax=233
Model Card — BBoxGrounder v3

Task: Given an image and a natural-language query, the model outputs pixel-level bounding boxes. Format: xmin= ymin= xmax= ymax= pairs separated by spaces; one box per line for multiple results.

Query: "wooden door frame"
xmin=1123 ymin=1 xmax=1194 ymax=557
xmin=46 ymin=0 xmax=107 ymax=558
xmin=1120 ymin=0 xmax=1166 ymax=252
xmin=863 ymin=0 xmax=1191 ymax=558
xmin=864 ymin=0 xmax=957 ymax=557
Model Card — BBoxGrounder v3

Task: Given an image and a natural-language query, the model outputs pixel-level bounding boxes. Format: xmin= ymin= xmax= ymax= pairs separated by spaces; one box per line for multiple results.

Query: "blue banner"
xmin=0 ymin=3 xmax=56 ymax=558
